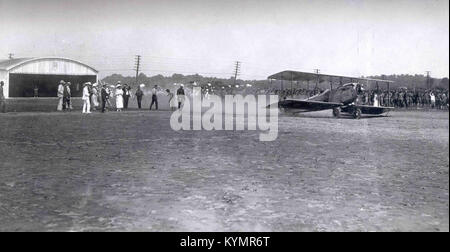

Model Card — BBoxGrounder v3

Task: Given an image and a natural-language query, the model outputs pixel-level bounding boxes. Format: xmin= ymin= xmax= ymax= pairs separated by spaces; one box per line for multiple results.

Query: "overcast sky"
xmin=0 ymin=0 xmax=448 ymax=79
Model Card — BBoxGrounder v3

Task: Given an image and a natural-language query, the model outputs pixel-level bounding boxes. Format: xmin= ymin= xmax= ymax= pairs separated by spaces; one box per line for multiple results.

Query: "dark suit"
xmin=0 ymin=86 xmax=5 ymax=113
xmin=101 ymin=88 xmax=109 ymax=113
xmin=150 ymin=88 xmax=158 ymax=110
xmin=123 ymin=87 xmax=130 ymax=109
xmin=135 ymin=89 xmax=144 ymax=109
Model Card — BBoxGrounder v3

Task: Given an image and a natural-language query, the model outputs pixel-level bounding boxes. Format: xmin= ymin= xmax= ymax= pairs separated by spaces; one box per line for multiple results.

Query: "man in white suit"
xmin=57 ymin=80 xmax=65 ymax=111
xmin=82 ymin=82 xmax=92 ymax=114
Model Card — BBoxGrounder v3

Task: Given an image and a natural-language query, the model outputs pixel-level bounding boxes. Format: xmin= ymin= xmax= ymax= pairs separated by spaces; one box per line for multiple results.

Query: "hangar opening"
xmin=8 ymin=73 xmax=96 ymax=97
xmin=0 ymin=57 xmax=98 ymax=98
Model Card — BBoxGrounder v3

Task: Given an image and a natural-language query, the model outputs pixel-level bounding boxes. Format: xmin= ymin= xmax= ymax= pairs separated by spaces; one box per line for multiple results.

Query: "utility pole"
xmin=134 ymin=55 xmax=141 ymax=86
xmin=425 ymin=71 xmax=431 ymax=90
xmin=233 ymin=61 xmax=241 ymax=86
xmin=8 ymin=53 xmax=14 ymax=59
xmin=314 ymin=68 xmax=320 ymax=91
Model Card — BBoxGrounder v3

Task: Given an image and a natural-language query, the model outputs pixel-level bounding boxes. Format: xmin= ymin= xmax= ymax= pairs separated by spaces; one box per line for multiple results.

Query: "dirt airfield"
xmin=0 ymin=108 xmax=448 ymax=231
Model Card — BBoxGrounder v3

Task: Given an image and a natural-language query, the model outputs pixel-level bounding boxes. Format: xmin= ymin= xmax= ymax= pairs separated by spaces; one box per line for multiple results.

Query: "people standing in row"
xmin=0 ymin=81 xmax=6 ymax=113
xmin=135 ymin=84 xmax=144 ymax=109
xmin=57 ymin=80 xmax=65 ymax=111
xmin=150 ymin=85 xmax=159 ymax=110
xmin=115 ymin=83 xmax=124 ymax=112
xmin=82 ymin=82 xmax=92 ymax=114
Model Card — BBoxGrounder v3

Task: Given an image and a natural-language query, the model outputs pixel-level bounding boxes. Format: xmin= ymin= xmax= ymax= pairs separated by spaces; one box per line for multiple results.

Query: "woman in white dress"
xmin=82 ymin=82 xmax=91 ymax=114
xmin=373 ymin=92 xmax=379 ymax=107
xmin=115 ymin=84 xmax=124 ymax=112
xmin=166 ymin=89 xmax=177 ymax=110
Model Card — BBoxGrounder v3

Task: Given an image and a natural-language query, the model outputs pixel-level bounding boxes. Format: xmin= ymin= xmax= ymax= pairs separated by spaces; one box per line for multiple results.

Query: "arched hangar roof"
xmin=0 ymin=57 xmax=98 ymax=74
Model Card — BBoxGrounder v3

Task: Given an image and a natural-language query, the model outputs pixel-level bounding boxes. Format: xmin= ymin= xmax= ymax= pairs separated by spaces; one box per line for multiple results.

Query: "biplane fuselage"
xmin=308 ymin=83 xmax=357 ymax=104
xmin=268 ymin=71 xmax=394 ymax=119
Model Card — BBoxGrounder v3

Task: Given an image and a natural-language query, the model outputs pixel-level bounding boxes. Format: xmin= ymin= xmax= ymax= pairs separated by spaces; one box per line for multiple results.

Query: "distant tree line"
xmin=102 ymin=73 xmax=449 ymax=91
xmin=367 ymin=74 xmax=449 ymax=91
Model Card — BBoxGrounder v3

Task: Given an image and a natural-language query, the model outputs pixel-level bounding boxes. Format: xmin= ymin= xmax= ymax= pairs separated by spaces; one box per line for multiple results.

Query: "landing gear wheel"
xmin=353 ymin=108 xmax=361 ymax=119
xmin=332 ymin=108 xmax=341 ymax=118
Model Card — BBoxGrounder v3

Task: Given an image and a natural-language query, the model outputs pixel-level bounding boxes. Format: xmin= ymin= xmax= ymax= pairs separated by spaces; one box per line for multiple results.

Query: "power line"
xmin=425 ymin=71 xmax=431 ymax=89
xmin=314 ymin=68 xmax=320 ymax=89
xmin=98 ymin=68 xmax=234 ymax=76
xmin=233 ymin=61 xmax=241 ymax=86
xmin=134 ymin=55 xmax=141 ymax=85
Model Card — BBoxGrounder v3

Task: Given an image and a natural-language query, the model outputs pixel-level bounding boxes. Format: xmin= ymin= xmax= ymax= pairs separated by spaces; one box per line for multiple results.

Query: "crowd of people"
xmin=357 ymin=89 xmax=449 ymax=109
xmin=264 ymin=87 xmax=449 ymax=110
xmin=56 ymin=80 xmax=187 ymax=114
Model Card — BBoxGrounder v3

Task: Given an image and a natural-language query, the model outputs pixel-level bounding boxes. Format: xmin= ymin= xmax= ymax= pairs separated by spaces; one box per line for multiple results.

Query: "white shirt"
xmin=430 ymin=93 xmax=436 ymax=102
xmin=82 ymin=86 xmax=90 ymax=100
xmin=57 ymin=84 xmax=64 ymax=97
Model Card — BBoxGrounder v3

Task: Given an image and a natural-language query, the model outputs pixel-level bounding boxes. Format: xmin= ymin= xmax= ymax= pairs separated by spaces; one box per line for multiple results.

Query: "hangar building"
xmin=0 ymin=57 xmax=98 ymax=98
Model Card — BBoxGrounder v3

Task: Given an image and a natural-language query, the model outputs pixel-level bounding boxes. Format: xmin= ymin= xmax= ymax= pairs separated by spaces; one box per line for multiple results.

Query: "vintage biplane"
xmin=267 ymin=70 xmax=395 ymax=119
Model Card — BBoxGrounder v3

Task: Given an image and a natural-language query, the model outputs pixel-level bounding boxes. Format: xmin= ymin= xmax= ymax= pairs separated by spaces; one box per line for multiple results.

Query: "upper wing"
xmin=267 ymin=70 xmax=394 ymax=84
xmin=272 ymin=99 xmax=343 ymax=112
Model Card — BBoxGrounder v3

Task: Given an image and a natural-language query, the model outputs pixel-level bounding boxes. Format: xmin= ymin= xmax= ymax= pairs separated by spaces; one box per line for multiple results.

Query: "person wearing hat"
xmin=91 ymin=83 xmax=100 ymax=111
xmin=177 ymin=84 xmax=185 ymax=109
xmin=115 ymin=83 xmax=124 ymax=112
xmin=57 ymin=80 xmax=65 ymax=111
xmin=122 ymin=84 xmax=131 ymax=109
xmin=0 ymin=81 xmax=6 ymax=113
xmin=150 ymin=85 xmax=159 ymax=110
xmin=166 ymin=88 xmax=177 ymax=111
xmin=62 ymin=81 xmax=72 ymax=111
xmin=82 ymin=82 xmax=92 ymax=114
xmin=135 ymin=84 xmax=144 ymax=109
xmin=100 ymin=84 xmax=109 ymax=113
xmin=106 ymin=85 xmax=114 ymax=109
xmin=66 ymin=82 xmax=74 ymax=110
